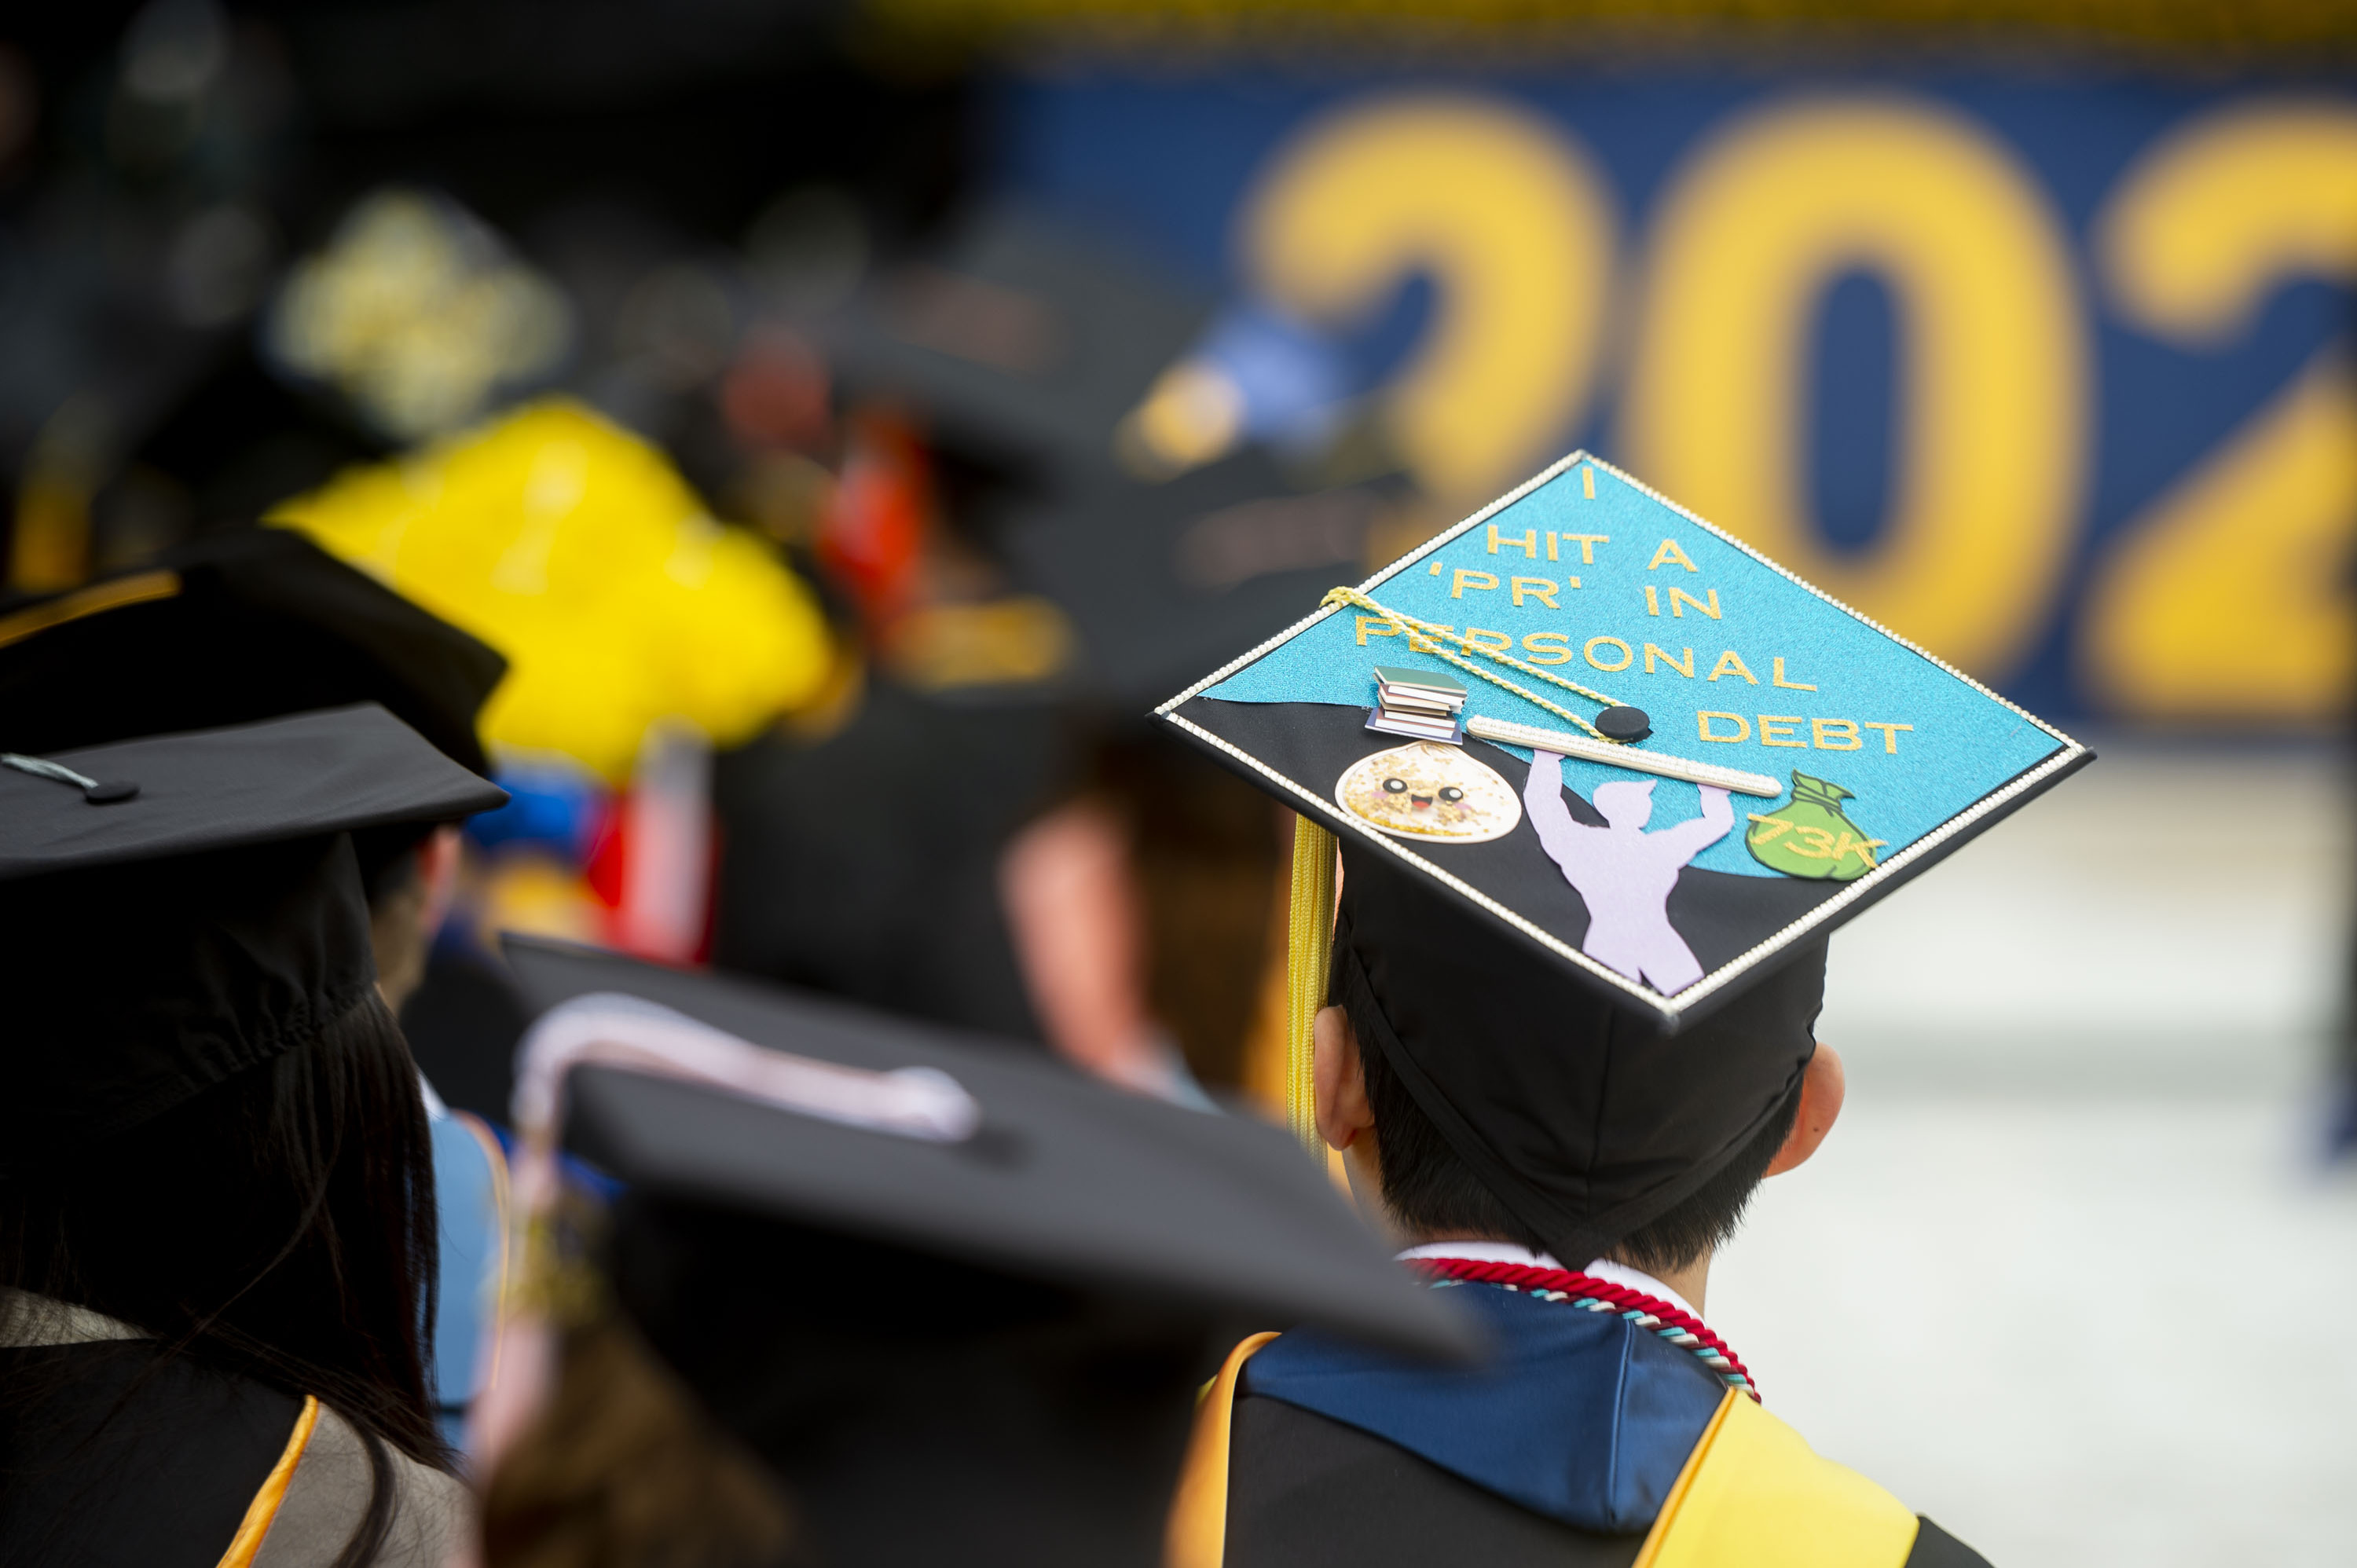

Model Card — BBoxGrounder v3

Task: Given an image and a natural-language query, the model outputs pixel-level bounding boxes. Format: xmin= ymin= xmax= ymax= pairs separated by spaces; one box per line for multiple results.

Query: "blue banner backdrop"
xmin=992 ymin=71 xmax=2357 ymax=727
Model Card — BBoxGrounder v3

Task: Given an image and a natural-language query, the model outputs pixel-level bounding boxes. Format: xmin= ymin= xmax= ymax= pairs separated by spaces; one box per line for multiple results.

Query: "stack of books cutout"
xmin=1368 ymin=665 xmax=1468 ymax=743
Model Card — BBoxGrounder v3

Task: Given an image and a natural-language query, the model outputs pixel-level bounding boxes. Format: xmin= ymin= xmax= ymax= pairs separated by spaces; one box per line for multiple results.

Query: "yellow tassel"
xmin=1284 ymin=815 xmax=1338 ymax=1156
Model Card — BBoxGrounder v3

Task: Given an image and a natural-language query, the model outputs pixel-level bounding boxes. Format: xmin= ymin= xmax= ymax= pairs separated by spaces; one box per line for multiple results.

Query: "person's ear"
xmin=418 ymin=823 xmax=464 ymax=934
xmin=1764 ymin=1042 xmax=1845 ymax=1178
xmin=1313 ymin=1005 xmax=1376 ymax=1152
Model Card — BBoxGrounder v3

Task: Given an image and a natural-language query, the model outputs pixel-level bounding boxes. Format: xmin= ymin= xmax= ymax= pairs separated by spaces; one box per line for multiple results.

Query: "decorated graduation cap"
xmin=492 ymin=936 xmax=1471 ymax=1567
xmin=0 ymin=705 xmax=507 ymax=1163
xmin=0 ymin=526 xmax=507 ymax=775
xmin=1157 ymin=453 xmax=2090 ymax=1262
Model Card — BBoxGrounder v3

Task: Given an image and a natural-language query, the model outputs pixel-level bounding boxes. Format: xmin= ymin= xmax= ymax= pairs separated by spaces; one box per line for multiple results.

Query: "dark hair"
xmin=0 ymin=990 xmax=449 ymax=1562
xmin=1354 ymin=1006 xmax=1805 ymax=1276
xmin=358 ymin=831 xmax=435 ymax=1012
xmin=1085 ymin=729 xmax=1285 ymax=1090
xmin=482 ymin=1306 xmax=797 ymax=1568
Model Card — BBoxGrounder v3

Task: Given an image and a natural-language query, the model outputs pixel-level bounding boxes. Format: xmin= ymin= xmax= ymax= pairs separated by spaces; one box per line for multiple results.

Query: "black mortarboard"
xmin=1001 ymin=451 xmax=1413 ymax=707
xmin=823 ymin=204 xmax=1408 ymax=705
xmin=0 ymin=705 xmax=507 ymax=1163
xmin=499 ymin=936 xmax=1472 ymax=1567
xmin=1157 ymin=452 xmax=2091 ymax=1266
xmin=0 ymin=526 xmax=507 ymax=775
xmin=818 ymin=204 xmax=1204 ymax=478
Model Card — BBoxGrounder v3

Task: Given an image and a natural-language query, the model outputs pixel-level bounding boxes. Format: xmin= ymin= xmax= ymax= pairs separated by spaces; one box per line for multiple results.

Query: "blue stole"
xmin=1241 ymin=1279 xmax=1727 ymax=1533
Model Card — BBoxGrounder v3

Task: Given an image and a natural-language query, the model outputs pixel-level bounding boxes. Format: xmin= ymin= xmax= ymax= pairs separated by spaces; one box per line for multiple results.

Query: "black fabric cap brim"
xmin=504 ymin=937 xmax=1476 ymax=1361
xmin=0 ymin=705 xmax=508 ymax=882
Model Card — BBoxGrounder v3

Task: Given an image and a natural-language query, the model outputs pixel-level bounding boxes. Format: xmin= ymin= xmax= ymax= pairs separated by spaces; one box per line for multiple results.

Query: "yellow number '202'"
xmin=1237 ymin=89 xmax=2357 ymax=720
xmin=1620 ymin=96 xmax=2087 ymax=683
xmin=2084 ymin=101 xmax=2357 ymax=723
xmin=1242 ymin=94 xmax=1618 ymax=507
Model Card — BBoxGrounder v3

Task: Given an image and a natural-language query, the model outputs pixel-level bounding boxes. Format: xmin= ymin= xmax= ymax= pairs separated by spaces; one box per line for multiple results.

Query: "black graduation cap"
xmin=818 ymin=204 xmax=1206 ymax=479
xmin=0 ymin=705 xmax=506 ymax=1162
xmin=499 ymin=936 xmax=1472 ymax=1567
xmin=0 ymin=526 xmax=507 ymax=775
xmin=1001 ymin=451 xmax=1414 ymax=707
xmin=1156 ymin=452 xmax=2093 ymax=1269
xmin=821 ymin=205 xmax=1409 ymax=705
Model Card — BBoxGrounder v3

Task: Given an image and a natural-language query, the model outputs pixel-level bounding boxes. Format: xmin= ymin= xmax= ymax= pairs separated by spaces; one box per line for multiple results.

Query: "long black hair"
xmin=0 ymin=987 xmax=449 ymax=1559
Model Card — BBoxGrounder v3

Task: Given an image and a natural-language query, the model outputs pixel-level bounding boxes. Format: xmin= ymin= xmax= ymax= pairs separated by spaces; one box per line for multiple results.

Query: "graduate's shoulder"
xmin=1645 ymin=1390 xmax=1995 ymax=1568
xmin=0 ymin=1328 xmax=469 ymax=1568
xmin=0 ymin=1338 xmax=301 ymax=1567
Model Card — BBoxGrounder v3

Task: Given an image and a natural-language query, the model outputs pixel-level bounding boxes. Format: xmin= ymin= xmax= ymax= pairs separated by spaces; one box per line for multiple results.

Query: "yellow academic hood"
xmin=270 ymin=398 xmax=830 ymax=782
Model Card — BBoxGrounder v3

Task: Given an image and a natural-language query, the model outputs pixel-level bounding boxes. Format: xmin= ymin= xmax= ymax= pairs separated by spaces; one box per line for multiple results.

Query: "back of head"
xmin=610 ymin=1200 xmax=1211 ymax=1568
xmin=1331 ymin=838 xmax=1826 ymax=1271
xmin=0 ymin=529 xmax=508 ymax=978
xmin=0 ymin=709 xmax=508 ymax=1482
xmin=0 ymin=978 xmax=446 ymax=1466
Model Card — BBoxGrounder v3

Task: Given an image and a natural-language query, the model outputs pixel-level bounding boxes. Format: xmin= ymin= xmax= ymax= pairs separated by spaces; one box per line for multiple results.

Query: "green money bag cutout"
xmin=1745 ymin=771 xmax=1886 ymax=881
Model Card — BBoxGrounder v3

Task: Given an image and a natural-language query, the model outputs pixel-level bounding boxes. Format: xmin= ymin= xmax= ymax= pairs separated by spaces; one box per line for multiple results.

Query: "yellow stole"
xmin=215 ymin=1394 xmax=321 ymax=1568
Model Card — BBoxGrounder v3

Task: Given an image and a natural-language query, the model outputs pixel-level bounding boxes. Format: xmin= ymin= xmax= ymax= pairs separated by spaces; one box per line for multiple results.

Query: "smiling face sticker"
xmin=1335 ymin=742 xmax=1522 ymax=843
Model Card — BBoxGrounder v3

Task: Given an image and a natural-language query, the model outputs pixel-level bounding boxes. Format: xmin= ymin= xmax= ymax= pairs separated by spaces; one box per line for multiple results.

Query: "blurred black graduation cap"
xmin=819 ymin=204 xmax=1405 ymax=705
xmin=0 ymin=705 xmax=506 ymax=1163
xmin=0 ymin=526 xmax=506 ymax=775
xmin=1003 ymin=449 xmax=1409 ymax=709
xmin=500 ymin=935 xmax=1472 ymax=1567
xmin=816 ymin=205 xmax=1202 ymax=481
xmin=715 ymin=207 xmax=1384 ymax=1064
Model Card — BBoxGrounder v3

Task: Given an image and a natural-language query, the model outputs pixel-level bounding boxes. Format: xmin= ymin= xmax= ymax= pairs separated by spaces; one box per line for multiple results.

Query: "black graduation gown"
xmin=0 ymin=1338 xmax=306 ymax=1566
xmin=1224 ymin=1395 xmax=1992 ymax=1568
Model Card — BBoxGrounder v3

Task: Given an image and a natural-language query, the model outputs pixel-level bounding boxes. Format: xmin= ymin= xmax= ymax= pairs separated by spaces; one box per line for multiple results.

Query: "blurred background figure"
xmin=470 ymin=938 xmax=1468 ymax=1568
xmin=4 ymin=2 xmax=2357 ymax=1562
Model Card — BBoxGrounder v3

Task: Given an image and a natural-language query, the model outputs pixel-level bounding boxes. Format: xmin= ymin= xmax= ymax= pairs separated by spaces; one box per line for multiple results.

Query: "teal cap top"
xmin=1156 ymin=452 xmax=2091 ymax=1028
